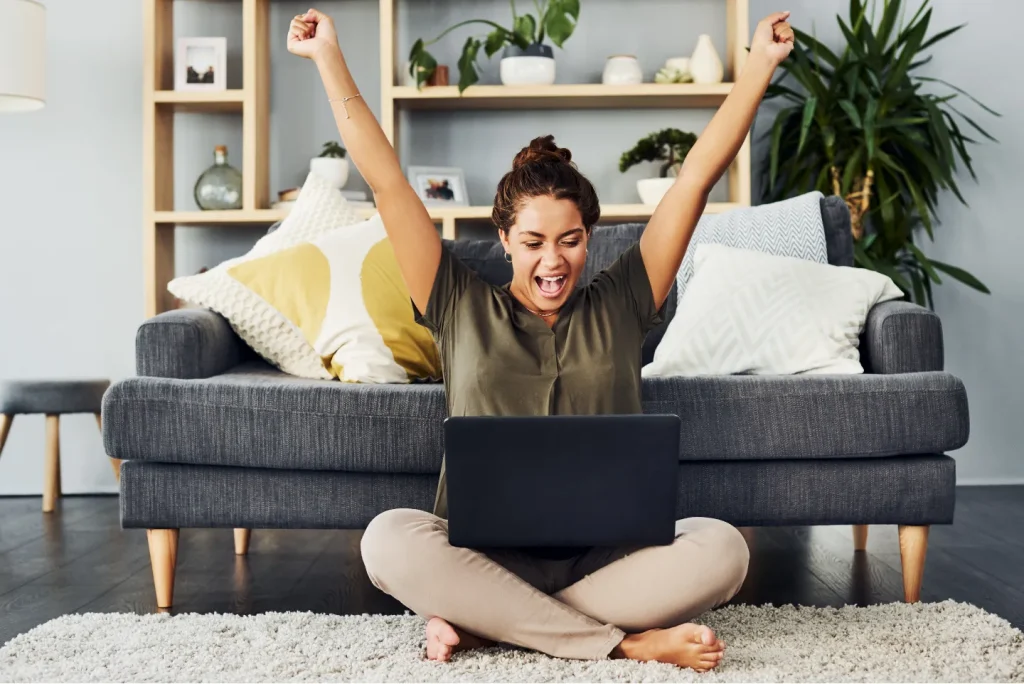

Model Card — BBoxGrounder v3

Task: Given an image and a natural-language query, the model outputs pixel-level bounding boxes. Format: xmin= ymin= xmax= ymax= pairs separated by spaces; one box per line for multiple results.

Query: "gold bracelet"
xmin=328 ymin=93 xmax=362 ymax=119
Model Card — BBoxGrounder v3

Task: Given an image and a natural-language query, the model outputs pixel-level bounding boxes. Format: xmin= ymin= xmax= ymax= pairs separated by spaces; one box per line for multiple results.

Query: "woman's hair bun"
xmin=512 ymin=134 xmax=573 ymax=170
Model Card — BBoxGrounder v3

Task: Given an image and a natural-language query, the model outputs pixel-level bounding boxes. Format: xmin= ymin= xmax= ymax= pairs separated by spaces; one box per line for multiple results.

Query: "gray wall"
xmin=0 ymin=0 xmax=1019 ymax=494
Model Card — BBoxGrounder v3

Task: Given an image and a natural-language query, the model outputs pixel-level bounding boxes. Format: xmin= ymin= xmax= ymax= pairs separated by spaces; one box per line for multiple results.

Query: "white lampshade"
xmin=0 ymin=0 xmax=46 ymax=112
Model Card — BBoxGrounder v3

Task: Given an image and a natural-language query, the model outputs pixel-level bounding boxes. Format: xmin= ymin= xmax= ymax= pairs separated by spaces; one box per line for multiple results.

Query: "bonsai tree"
xmin=619 ymin=128 xmax=698 ymax=178
xmin=318 ymin=141 xmax=346 ymax=159
xmin=408 ymin=0 xmax=580 ymax=93
xmin=762 ymin=0 xmax=997 ymax=306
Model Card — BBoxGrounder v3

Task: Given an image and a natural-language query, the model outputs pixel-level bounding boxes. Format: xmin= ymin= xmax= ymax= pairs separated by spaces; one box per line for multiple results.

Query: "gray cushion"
xmin=137 ymin=308 xmax=252 ymax=380
xmin=0 ymin=379 xmax=110 ymax=415
xmin=103 ymin=362 xmax=967 ymax=471
xmin=118 ymin=454 xmax=955 ymax=529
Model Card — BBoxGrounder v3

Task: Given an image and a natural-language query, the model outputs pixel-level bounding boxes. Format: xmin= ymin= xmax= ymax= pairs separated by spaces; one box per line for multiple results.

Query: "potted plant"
xmin=619 ymin=128 xmax=698 ymax=205
xmin=310 ymin=141 xmax=348 ymax=190
xmin=762 ymin=0 xmax=998 ymax=306
xmin=407 ymin=0 xmax=580 ymax=93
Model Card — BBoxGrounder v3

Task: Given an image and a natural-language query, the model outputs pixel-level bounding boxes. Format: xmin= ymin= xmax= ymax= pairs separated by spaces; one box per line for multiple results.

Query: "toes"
xmin=696 ymin=626 xmax=716 ymax=646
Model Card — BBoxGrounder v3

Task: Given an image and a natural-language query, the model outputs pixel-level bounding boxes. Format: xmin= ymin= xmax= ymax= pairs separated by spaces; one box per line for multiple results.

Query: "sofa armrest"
xmin=861 ymin=301 xmax=944 ymax=374
xmin=136 ymin=308 xmax=247 ymax=379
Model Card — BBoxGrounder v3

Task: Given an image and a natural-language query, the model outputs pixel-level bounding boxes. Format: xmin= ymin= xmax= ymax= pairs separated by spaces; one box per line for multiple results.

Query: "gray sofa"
xmin=102 ymin=196 xmax=969 ymax=610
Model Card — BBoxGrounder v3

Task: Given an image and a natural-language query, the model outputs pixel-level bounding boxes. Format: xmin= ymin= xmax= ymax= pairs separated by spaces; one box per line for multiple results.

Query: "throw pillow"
xmin=676 ymin=191 xmax=829 ymax=300
xmin=168 ymin=171 xmax=392 ymax=380
xmin=642 ymin=244 xmax=904 ymax=377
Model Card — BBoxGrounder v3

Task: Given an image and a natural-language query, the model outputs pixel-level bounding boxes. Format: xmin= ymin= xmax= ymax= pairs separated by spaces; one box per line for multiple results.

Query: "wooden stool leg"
xmin=43 ymin=415 xmax=61 ymax=513
xmin=147 ymin=529 xmax=180 ymax=609
xmin=234 ymin=528 xmax=251 ymax=556
xmin=95 ymin=413 xmax=122 ymax=482
xmin=853 ymin=524 xmax=868 ymax=551
xmin=898 ymin=525 xmax=929 ymax=603
xmin=0 ymin=414 xmax=13 ymax=459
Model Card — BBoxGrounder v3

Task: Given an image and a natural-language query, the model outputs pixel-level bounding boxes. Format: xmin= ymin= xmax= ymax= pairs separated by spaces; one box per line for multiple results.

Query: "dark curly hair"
xmin=491 ymin=135 xmax=600 ymax=235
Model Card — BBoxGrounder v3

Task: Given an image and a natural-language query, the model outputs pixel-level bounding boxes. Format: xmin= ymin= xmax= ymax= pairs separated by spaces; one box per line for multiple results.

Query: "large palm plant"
xmin=762 ymin=0 xmax=998 ymax=306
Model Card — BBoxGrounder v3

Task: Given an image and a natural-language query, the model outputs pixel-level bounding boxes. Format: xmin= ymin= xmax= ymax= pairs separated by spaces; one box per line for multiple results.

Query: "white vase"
xmin=500 ymin=44 xmax=556 ymax=86
xmin=602 ymin=55 xmax=643 ymax=85
xmin=689 ymin=34 xmax=723 ymax=84
xmin=310 ymin=157 xmax=349 ymax=190
xmin=637 ymin=177 xmax=676 ymax=205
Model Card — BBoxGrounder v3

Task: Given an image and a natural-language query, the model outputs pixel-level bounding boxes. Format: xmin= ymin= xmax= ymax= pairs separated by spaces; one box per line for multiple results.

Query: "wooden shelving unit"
xmin=379 ymin=0 xmax=752 ymax=240
xmin=142 ymin=0 xmax=270 ymax=317
xmin=142 ymin=0 xmax=751 ymax=317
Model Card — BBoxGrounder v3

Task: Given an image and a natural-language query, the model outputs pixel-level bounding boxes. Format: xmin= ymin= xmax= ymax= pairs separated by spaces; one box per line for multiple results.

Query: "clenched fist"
xmin=287 ymin=8 xmax=339 ymax=61
xmin=750 ymin=11 xmax=795 ymax=66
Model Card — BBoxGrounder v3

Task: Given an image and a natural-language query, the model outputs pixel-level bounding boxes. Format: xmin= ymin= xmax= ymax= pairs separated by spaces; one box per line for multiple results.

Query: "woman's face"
xmin=499 ymin=195 xmax=589 ymax=314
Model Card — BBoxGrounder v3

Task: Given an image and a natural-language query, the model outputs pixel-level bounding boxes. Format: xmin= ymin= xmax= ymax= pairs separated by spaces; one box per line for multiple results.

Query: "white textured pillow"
xmin=676 ymin=191 xmax=829 ymax=300
xmin=643 ymin=244 xmax=904 ymax=377
xmin=168 ymin=171 xmax=362 ymax=379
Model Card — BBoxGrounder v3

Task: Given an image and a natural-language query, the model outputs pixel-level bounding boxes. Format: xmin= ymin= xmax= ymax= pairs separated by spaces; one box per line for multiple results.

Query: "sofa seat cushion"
xmin=103 ymin=363 xmax=968 ymax=472
xmin=646 ymin=371 xmax=968 ymax=461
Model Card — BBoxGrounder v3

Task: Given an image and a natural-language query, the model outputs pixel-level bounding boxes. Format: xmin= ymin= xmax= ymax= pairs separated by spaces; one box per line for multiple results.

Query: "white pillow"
xmin=643 ymin=244 xmax=904 ymax=377
xmin=168 ymin=171 xmax=362 ymax=379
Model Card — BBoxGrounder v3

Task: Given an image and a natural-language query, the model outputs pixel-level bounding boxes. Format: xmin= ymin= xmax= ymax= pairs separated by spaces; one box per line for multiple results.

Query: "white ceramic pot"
xmin=637 ymin=177 xmax=676 ymax=206
xmin=310 ymin=156 xmax=349 ymax=190
xmin=690 ymin=34 xmax=723 ymax=84
xmin=500 ymin=44 xmax=556 ymax=86
xmin=602 ymin=55 xmax=643 ymax=85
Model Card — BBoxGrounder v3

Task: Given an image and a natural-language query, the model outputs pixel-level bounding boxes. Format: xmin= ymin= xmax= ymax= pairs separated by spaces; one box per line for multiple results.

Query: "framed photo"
xmin=407 ymin=166 xmax=469 ymax=207
xmin=175 ymin=37 xmax=227 ymax=91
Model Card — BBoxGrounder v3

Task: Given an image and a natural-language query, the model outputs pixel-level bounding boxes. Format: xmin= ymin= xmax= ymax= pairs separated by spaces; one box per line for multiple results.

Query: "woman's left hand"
xmin=750 ymin=11 xmax=795 ymax=66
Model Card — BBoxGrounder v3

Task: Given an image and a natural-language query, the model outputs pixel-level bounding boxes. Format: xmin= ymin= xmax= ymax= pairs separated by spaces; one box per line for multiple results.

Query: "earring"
xmin=504 ymin=252 xmax=512 ymax=263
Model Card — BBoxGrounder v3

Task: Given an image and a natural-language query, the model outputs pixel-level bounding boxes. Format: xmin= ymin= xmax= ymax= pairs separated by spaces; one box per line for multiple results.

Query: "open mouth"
xmin=534 ymin=274 xmax=567 ymax=299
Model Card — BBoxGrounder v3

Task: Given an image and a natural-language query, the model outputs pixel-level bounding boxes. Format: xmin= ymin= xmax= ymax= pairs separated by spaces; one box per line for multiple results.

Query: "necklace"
xmin=510 ymin=285 xmax=561 ymax=318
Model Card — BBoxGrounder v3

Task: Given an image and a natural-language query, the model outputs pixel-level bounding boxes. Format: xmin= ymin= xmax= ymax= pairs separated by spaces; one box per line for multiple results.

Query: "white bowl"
xmin=500 ymin=56 xmax=556 ymax=86
xmin=637 ymin=177 xmax=676 ymax=205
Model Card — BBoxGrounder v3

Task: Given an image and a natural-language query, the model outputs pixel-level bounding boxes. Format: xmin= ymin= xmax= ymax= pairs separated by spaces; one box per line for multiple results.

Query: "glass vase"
xmin=194 ymin=145 xmax=242 ymax=210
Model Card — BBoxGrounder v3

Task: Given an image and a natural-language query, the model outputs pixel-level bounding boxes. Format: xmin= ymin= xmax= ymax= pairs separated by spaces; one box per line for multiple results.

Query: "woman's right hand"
xmin=287 ymin=8 xmax=339 ymax=61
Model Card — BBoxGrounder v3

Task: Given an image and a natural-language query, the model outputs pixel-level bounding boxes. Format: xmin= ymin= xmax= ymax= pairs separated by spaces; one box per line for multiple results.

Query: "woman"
xmin=288 ymin=8 xmax=794 ymax=672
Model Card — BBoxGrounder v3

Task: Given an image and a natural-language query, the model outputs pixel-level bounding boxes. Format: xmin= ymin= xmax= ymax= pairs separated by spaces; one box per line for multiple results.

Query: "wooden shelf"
xmin=390 ymin=83 xmax=734 ymax=110
xmin=152 ymin=89 xmax=246 ymax=112
xmin=154 ymin=209 xmax=284 ymax=225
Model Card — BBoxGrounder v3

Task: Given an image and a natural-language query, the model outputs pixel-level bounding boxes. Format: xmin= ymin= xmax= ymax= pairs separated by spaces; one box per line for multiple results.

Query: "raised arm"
xmin=639 ymin=11 xmax=795 ymax=307
xmin=288 ymin=9 xmax=439 ymax=313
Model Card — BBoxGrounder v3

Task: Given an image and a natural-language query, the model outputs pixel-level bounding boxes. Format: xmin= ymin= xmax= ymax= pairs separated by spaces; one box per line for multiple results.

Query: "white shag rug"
xmin=2 ymin=602 xmax=1022 ymax=682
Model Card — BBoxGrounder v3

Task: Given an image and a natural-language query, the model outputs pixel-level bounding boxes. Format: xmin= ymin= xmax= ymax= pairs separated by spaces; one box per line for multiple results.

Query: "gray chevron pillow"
xmin=677 ymin=191 xmax=829 ymax=299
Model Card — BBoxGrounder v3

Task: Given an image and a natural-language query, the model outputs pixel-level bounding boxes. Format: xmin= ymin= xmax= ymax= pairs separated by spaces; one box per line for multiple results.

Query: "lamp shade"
xmin=0 ymin=0 xmax=46 ymax=112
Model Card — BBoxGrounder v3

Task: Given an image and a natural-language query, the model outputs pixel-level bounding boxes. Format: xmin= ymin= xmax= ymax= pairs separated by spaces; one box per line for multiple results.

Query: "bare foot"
xmin=612 ymin=623 xmax=725 ymax=672
xmin=424 ymin=617 xmax=496 ymax=662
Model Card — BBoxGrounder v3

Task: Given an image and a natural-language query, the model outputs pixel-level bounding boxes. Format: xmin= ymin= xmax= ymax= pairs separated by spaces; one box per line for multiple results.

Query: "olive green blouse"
xmin=414 ymin=240 xmax=665 ymax=522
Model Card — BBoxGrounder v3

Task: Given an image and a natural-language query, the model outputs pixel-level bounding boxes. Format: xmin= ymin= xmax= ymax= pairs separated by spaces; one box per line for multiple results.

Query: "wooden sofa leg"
xmin=147 ymin=529 xmax=180 ymax=609
xmin=853 ymin=524 xmax=868 ymax=551
xmin=898 ymin=525 xmax=929 ymax=603
xmin=234 ymin=529 xmax=251 ymax=556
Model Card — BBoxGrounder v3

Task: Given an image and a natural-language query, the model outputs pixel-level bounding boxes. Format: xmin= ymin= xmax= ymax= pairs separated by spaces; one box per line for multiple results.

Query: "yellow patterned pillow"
xmin=226 ymin=213 xmax=441 ymax=383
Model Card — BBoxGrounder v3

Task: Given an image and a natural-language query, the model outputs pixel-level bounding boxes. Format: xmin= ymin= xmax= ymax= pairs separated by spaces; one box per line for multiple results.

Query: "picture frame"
xmin=407 ymin=166 xmax=469 ymax=207
xmin=175 ymin=37 xmax=227 ymax=91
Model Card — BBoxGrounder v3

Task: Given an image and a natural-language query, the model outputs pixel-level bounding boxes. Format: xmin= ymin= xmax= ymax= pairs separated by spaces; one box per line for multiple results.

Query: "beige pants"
xmin=360 ymin=508 xmax=749 ymax=661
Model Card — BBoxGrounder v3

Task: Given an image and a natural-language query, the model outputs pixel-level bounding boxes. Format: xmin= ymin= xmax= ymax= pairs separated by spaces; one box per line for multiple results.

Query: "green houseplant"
xmin=619 ymin=128 xmax=697 ymax=205
xmin=762 ymin=0 xmax=998 ymax=306
xmin=408 ymin=0 xmax=580 ymax=93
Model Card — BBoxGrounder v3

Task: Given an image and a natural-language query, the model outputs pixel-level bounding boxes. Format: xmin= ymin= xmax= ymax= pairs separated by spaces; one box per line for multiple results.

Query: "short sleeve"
xmin=591 ymin=241 xmax=665 ymax=334
xmin=412 ymin=243 xmax=479 ymax=335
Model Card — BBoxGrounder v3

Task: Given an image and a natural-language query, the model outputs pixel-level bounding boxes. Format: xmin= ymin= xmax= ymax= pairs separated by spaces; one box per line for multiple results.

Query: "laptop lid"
xmin=444 ymin=414 xmax=680 ymax=549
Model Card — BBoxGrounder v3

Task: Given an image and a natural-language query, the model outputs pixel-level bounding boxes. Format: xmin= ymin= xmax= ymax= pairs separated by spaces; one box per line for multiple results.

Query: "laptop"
xmin=444 ymin=414 xmax=681 ymax=550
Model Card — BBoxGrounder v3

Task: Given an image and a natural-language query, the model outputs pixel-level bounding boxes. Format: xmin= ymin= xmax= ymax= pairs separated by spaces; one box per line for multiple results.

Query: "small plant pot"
xmin=500 ymin=43 xmax=556 ymax=86
xmin=310 ymin=156 xmax=349 ymax=190
xmin=637 ymin=177 xmax=675 ymax=205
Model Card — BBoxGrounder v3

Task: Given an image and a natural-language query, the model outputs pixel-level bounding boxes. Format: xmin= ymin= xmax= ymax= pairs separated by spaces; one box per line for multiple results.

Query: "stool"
xmin=0 ymin=379 xmax=114 ymax=512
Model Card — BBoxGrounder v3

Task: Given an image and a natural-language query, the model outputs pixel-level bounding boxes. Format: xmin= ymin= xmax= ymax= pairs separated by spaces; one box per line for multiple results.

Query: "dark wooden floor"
xmin=2 ymin=486 xmax=1023 ymax=647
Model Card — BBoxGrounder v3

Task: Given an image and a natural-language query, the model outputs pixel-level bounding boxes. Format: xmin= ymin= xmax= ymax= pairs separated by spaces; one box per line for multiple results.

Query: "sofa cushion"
xmin=103 ymin=362 xmax=968 ymax=472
